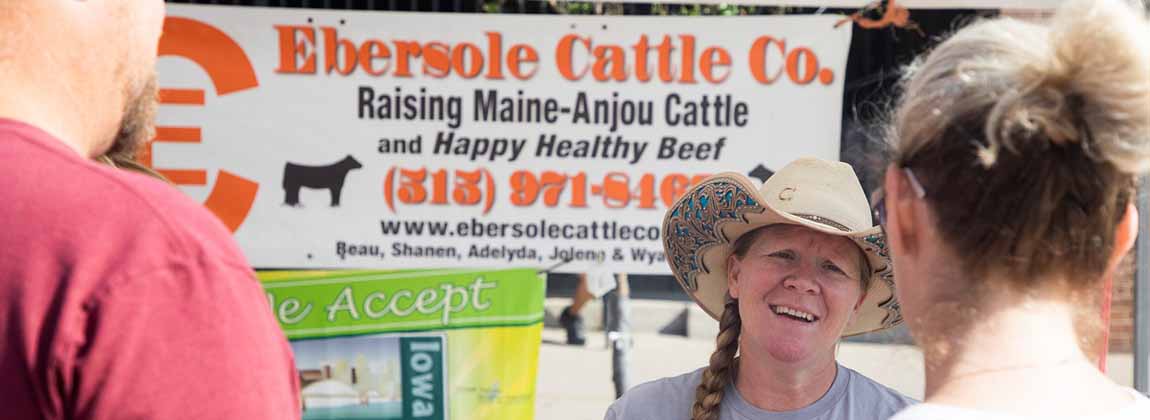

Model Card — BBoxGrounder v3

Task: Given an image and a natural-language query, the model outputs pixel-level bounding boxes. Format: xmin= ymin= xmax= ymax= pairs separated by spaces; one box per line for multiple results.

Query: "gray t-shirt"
xmin=604 ymin=364 xmax=915 ymax=420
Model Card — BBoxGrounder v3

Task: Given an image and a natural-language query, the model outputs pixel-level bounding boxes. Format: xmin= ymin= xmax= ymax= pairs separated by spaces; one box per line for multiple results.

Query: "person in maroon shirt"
xmin=0 ymin=2 xmax=301 ymax=419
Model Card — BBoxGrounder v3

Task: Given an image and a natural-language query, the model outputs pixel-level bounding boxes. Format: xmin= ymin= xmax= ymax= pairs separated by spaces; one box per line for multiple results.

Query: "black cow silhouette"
xmin=748 ymin=164 xmax=774 ymax=183
xmin=283 ymin=155 xmax=363 ymax=207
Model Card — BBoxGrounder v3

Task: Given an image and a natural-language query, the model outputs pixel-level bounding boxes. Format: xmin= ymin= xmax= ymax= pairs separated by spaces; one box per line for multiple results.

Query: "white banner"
xmin=597 ymin=0 xmax=1064 ymax=9
xmin=155 ymin=5 xmax=851 ymax=273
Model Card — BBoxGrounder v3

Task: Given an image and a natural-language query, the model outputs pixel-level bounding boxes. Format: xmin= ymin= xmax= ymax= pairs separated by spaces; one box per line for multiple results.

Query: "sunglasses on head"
xmin=871 ymin=167 xmax=927 ymax=229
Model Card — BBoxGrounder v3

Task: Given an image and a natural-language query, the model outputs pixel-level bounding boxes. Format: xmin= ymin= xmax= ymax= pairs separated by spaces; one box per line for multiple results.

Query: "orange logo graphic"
xmin=145 ymin=17 xmax=261 ymax=232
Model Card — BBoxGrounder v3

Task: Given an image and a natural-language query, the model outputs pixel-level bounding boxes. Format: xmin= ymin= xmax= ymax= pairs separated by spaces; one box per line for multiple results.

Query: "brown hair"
xmin=690 ymin=298 xmax=741 ymax=420
xmin=96 ymin=153 xmax=170 ymax=183
xmin=690 ymin=224 xmax=872 ymax=420
xmin=888 ymin=0 xmax=1150 ymax=286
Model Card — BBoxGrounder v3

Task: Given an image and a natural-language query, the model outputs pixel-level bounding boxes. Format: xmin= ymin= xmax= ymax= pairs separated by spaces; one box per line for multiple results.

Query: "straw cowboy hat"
xmin=662 ymin=157 xmax=901 ymax=336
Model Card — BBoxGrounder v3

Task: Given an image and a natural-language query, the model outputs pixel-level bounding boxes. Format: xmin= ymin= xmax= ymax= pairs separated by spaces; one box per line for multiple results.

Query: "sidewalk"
xmin=533 ymin=325 xmax=1135 ymax=420
xmin=535 ymin=327 xmax=713 ymax=420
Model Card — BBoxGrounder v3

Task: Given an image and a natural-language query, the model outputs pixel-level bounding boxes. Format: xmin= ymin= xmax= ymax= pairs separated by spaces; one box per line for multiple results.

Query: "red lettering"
xmin=632 ymin=35 xmax=652 ymax=83
xmin=655 ymin=35 xmax=676 ymax=82
xmin=453 ymin=42 xmax=484 ymax=79
xmin=786 ymin=47 xmax=819 ymax=85
xmin=750 ymin=36 xmax=786 ymax=84
xmin=678 ymin=35 xmax=696 ymax=83
xmin=393 ymin=41 xmax=422 ymax=77
xmin=358 ymin=40 xmax=390 ymax=76
xmin=321 ymin=27 xmax=357 ymax=75
xmin=422 ymin=42 xmax=451 ymax=78
xmin=700 ymin=47 xmax=731 ymax=83
xmin=556 ymin=34 xmax=591 ymax=81
xmin=275 ymin=25 xmax=317 ymax=74
xmin=484 ymin=32 xmax=504 ymax=79
xmin=592 ymin=45 xmax=627 ymax=82
xmin=507 ymin=45 xmax=539 ymax=79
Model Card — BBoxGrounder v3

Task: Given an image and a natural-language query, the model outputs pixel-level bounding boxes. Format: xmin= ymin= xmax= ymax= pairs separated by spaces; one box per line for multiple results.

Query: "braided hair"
xmin=690 ymin=297 xmax=741 ymax=420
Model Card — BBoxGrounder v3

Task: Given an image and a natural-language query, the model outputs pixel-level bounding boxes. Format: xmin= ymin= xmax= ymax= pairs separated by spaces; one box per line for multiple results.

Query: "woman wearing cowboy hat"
xmin=605 ymin=157 xmax=913 ymax=420
xmin=878 ymin=0 xmax=1150 ymax=419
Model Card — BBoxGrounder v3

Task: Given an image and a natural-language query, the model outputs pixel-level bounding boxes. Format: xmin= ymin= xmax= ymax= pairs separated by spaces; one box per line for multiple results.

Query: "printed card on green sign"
xmin=293 ymin=333 xmax=445 ymax=419
xmin=261 ymin=269 xmax=544 ymax=420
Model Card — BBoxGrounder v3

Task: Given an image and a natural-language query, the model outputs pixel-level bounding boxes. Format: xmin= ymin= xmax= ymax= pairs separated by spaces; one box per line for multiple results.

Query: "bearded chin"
xmin=106 ymin=75 xmax=159 ymax=161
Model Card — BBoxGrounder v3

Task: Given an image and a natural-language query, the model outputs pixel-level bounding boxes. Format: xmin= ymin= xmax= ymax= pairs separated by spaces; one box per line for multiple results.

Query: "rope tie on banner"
xmin=835 ymin=0 xmax=924 ymax=35
xmin=537 ymin=258 xmax=574 ymax=275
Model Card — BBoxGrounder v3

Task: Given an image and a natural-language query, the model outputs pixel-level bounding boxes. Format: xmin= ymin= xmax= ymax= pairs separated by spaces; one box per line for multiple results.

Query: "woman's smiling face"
xmin=728 ymin=224 xmax=867 ymax=364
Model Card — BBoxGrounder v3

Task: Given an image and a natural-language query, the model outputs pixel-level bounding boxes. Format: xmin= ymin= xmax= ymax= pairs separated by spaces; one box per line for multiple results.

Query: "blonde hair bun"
xmin=990 ymin=0 xmax=1150 ymax=173
xmin=888 ymin=0 xmax=1149 ymax=283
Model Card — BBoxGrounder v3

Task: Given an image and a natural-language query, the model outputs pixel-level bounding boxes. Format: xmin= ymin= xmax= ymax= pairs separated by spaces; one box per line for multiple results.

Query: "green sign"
xmin=263 ymin=269 xmax=545 ymax=339
xmin=262 ymin=268 xmax=545 ymax=420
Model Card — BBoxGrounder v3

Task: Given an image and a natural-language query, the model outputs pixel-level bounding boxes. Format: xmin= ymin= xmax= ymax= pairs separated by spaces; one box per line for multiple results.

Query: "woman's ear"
xmin=884 ymin=164 xmax=920 ymax=260
xmin=727 ymin=255 xmax=742 ymax=300
xmin=1108 ymin=203 xmax=1138 ymax=270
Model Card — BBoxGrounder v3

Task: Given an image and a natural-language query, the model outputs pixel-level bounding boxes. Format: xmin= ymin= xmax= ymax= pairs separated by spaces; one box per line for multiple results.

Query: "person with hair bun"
xmin=877 ymin=0 xmax=1150 ymax=418
xmin=605 ymin=157 xmax=914 ymax=420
